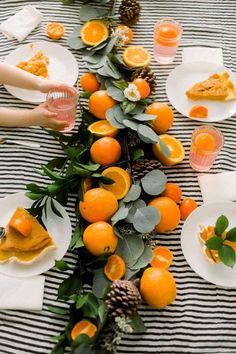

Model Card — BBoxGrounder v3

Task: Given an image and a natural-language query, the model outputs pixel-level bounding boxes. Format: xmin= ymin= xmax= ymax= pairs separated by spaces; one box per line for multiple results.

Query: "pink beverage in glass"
xmin=47 ymin=86 xmax=78 ymax=132
xmin=154 ymin=18 xmax=182 ymax=64
xmin=189 ymin=125 xmax=224 ymax=172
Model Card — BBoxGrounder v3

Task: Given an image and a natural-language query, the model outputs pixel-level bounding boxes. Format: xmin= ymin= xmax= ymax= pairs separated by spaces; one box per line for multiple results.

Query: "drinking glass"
xmin=189 ymin=125 xmax=224 ymax=172
xmin=47 ymin=86 xmax=78 ymax=132
xmin=154 ymin=18 xmax=182 ymax=64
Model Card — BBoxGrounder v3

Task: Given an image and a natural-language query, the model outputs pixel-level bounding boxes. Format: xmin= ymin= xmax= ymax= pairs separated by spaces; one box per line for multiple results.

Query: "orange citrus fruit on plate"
xmin=146 ymin=102 xmax=174 ymax=134
xmin=90 ymin=137 xmax=122 ymax=166
xmin=89 ymin=90 xmax=117 ymax=119
xmin=100 ymin=166 xmax=131 ymax=200
xmin=150 ymin=246 xmax=173 ymax=269
xmin=148 ymin=197 xmax=180 ymax=233
xmin=140 ymin=267 xmax=176 ymax=309
xmin=117 ymin=24 xmax=133 ymax=45
xmin=179 ymin=198 xmax=198 ymax=221
xmin=71 ymin=320 xmax=97 ymax=340
xmin=9 ymin=217 xmax=32 ymax=237
xmin=161 ymin=182 xmax=182 ymax=203
xmin=79 ymin=188 xmax=118 ymax=223
xmin=189 ymin=105 xmax=208 ymax=119
xmin=88 ymin=120 xmax=119 ymax=138
xmin=132 ymin=78 xmax=151 ymax=99
xmin=123 ymin=45 xmax=151 ymax=68
xmin=152 ymin=134 xmax=185 ymax=165
xmin=80 ymin=73 xmax=99 ymax=93
xmin=46 ymin=22 xmax=65 ymax=40
xmin=104 ymin=254 xmax=126 ymax=281
xmin=81 ymin=20 xmax=109 ymax=46
xmin=83 ymin=221 xmax=118 ymax=256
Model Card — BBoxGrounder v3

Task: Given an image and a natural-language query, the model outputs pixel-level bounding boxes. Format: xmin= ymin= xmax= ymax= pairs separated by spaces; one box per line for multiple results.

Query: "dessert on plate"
xmin=0 ymin=207 xmax=55 ymax=264
xmin=17 ymin=50 xmax=49 ymax=78
xmin=186 ymin=72 xmax=236 ymax=101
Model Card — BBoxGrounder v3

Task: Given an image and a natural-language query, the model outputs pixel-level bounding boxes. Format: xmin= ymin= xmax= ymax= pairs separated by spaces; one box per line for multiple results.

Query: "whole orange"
xmin=90 ymin=137 xmax=121 ymax=166
xmin=83 ymin=221 xmax=118 ymax=256
xmin=80 ymin=73 xmax=99 ymax=93
xmin=179 ymin=198 xmax=197 ymax=221
xmin=140 ymin=267 xmax=176 ymax=309
xmin=132 ymin=78 xmax=151 ymax=99
xmin=148 ymin=197 xmax=180 ymax=233
xmin=161 ymin=182 xmax=182 ymax=204
xmin=89 ymin=90 xmax=116 ymax=119
xmin=79 ymin=188 xmax=118 ymax=222
xmin=146 ymin=102 xmax=174 ymax=134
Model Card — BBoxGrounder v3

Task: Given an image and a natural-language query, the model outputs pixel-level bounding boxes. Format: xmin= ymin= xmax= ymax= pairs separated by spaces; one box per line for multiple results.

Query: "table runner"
xmin=0 ymin=0 xmax=236 ymax=353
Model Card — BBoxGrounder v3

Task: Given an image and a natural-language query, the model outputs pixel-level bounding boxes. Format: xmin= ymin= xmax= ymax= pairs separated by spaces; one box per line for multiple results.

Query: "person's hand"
xmin=37 ymin=79 xmax=63 ymax=93
xmin=31 ymin=103 xmax=68 ymax=131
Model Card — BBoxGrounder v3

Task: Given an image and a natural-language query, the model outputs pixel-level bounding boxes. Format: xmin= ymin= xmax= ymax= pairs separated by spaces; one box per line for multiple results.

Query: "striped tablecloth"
xmin=0 ymin=1 xmax=236 ymax=353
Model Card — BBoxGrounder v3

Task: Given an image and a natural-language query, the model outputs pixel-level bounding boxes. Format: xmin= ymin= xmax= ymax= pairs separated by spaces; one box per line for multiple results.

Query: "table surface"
xmin=0 ymin=0 xmax=236 ymax=353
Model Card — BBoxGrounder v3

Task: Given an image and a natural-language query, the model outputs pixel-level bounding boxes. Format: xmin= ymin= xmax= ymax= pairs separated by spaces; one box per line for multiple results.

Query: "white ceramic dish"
xmin=0 ymin=192 xmax=71 ymax=277
xmin=166 ymin=61 xmax=236 ymax=122
xmin=4 ymin=41 xmax=78 ymax=103
xmin=181 ymin=201 xmax=236 ymax=288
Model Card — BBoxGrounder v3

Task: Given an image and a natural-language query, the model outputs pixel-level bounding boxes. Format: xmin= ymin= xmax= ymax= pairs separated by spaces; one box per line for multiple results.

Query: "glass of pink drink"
xmin=47 ymin=86 xmax=78 ymax=132
xmin=154 ymin=18 xmax=182 ymax=64
xmin=190 ymin=125 xmax=224 ymax=172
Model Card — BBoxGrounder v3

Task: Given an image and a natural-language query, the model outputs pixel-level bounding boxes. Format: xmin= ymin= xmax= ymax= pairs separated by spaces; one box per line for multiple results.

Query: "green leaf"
xmin=133 ymin=113 xmax=156 ymax=122
xmin=111 ymin=207 xmax=129 ymax=225
xmin=141 ymin=169 xmax=167 ymax=196
xmin=130 ymin=312 xmax=146 ymax=332
xmin=112 ymin=79 xmax=128 ymax=90
xmin=68 ymin=36 xmax=86 ymax=50
xmin=102 ymin=36 xmax=118 ymax=56
xmin=106 ymin=106 xmax=125 ymax=129
xmin=107 ymin=86 xmax=124 ymax=101
xmin=219 ymin=244 xmax=236 ymax=267
xmin=77 ymin=163 xmax=100 ymax=172
xmin=51 ymin=339 xmax=66 ymax=354
xmin=206 ymin=236 xmax=223 ymax=250
xmin=226 ymin=227 xmax=236 ymax=242
xmin=116 ymin=234 xmax=144 ymax=265
xmin=25 ymin=192 xmax=44 ymax=200
xmin=99 ymin=176 xmax=115 ymax=185
xmin=98 ymin=302 xmax=107 ymax=325
xmin=133 ymin=148 xmax=144 ymax=161
xmin=48 ymin=306 xmax=69 ymax=316
xmin=159 ymin=139 xmax=171 ymax=158
xmin=123 ymin=184 xmax=141 ymax=202
xmin=48 ymin=183 xmax=62 ymax=196
xmin=58 ymin=273 xmax=81 ymax=300
xmin=133 ymin=206 xmax=160 ymax=233
xmin=80 ymin=5 xmax=107 ymax=21
xmin=82 ymin=293 xmax=100 ymax=318
xmin=76 ymin=294 xmax=89 ymax=309
xmin=73 ymin=166 xmax=91 ymax=177
xmin=42 ymin=166 xmax=66 ymax=182
xmin=55 ymin=260 xmax=73 ymax=272
xmin=122 ymin=100 xmax=136 ymax=114
xmin=130 ymin=245 xmax=153 ymax=270
xmin=50 ymin=198 xmax=63 ymax=218
xmin=125 ymin=199 xmax=146 ymax=223
xmin=92 ymin=269 xmax=111 ymax=298
xmin=137 ymin=125 xmax=159 ymax=144
xmin=123 ymin=119 xmax=138 ymax=131
xmin=46 ymin=157 xmax=67 ymax=171
xmin=81 ymin=91 xmax=92 ymax=99
xmin=26 ymin=183 xmax=46 ymax=194
xmin=73 ymin=343 xmax=95 ymax=354
xmin=215 ymin=215 xmax=229 ymax=236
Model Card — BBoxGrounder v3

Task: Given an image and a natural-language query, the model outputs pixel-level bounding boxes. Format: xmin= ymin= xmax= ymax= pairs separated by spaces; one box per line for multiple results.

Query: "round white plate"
xmin=181 ymin=201 xmax=236 ymax=288
xmin=166 ymin=61 xmax=236 ymax=122
xmin=4 ymin=41 xmax=78 ymax=103
xmin=0 ymin=192 xmax=71 ymax=277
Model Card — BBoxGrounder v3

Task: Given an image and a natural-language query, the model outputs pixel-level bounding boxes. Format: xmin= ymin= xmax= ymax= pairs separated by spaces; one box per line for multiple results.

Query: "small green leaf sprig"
xmin=206 ymin=215 xmax=236 ymax=267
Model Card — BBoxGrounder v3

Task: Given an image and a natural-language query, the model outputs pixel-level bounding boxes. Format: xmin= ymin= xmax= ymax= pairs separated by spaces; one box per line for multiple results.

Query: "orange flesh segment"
xmin=10 ymin=218 xmax=32 ymax=237
xmin=71 ymin=320 xmax=97 ymax=340
xmin=195 ymin=132 xmax=215 ymax=151
xmin=104 ymin=255 xmax=126 ymax=281
xmin=189 ymin=105 xmax=208 ymax=118
xmin=150 ymin=246 xmax=173 ymax=269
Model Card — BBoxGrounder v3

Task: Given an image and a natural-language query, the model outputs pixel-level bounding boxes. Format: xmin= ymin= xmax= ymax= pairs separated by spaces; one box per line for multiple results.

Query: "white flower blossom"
xmin=115 ymin=316 xmax=134 ymax=334
xmin=124 ymin=83 xmax=141 ymax=102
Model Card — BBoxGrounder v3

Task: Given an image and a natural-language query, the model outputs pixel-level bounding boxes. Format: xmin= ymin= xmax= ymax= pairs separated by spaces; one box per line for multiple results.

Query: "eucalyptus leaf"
xmin=80 ymin=5 xmax=107 ymax=21
xmin=77 ymin=163 xmax=100 ymax=171
xmin=215 ymin=215 xmax=229 ymax=236
xmin=130 ymin=245 xmax=153 ymax=270
xmin=123 ymin=184 xmax=141 ymax=202
xmin=89 ymin=39 xmax=108 ymax=52
xmin=102 ymin=36 xmax=118 ymax=55
xmin=137 ymin=125 xmax=159 ymax=144
xmin=106 ymin=106 xmax=125 ymax=129
xmin=122 ymin=100 xmax=136 ymax=114
xmin=130 ymin=104 xmax=146 ymax=115
xmin=116 ymin=234 xmax=144 ymax=264
xmin=112 ymin=79 xmax=128 ymax=90
xmin=68 ymin=36 xmax=86 ymax=50
xmin=111 ymin=207 xmax=129 ymax=225
xmin=124 ymin=267 xmax=140 ymax=280
xmin=107 ymin=86 xmax=124 ymax=101
xmin=206 ymin=236 xmax=223 ymax=250
xmin=226 ymin=227 xmax=236 ymax=242
xmin=113 ymin=105 xmax=129 ymax=123
xmin=133 ymin=113 xmax=156 ymax=122
xmin=69 ymin=25 xmax=81 ymax=37
xmin=133 ymin=206 xmax=160 ymax=233
xmin=219 ymin=244 xmax=236 ymax=267
xmin=92 ymin=269 xmax=111 ymax=298
xmin=125 ymin=199 xmax=146 ymax=223
xmin=141 ymin=169 xmax=167 ymax=196
xmin=133 ymin=148 xmax=144 ymax=161
xmin=159 ymin=139 xmax=171 ymax=158
xmin=123 ymin=119 xmax=138 ymax=131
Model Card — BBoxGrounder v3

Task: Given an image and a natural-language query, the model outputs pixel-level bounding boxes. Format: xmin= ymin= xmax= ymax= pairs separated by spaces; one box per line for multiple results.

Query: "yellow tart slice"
xmin=17 ymin=50 xmax=49 ymax=78
xmin=0 ymin=207 xmax=56 ymax=264
xmin=186 ymin=72 xmax=236 ymax=101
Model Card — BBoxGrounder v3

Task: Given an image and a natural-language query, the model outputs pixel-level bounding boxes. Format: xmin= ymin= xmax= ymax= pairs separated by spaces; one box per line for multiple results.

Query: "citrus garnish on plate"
xmin=81 ymin=20 xmax=109 ymax=46
xmin=189 ymin=105 xmax=208 ymax=119
xmin=123 ymin=45 xmax=151 ymax=68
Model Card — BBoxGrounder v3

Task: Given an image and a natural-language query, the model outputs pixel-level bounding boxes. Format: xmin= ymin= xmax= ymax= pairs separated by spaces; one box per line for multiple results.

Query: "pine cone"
xmin=106 ymin=280 xmax=142 ymax=320
xmin=119 ymin=0 xmax=141 ymax=26
xmin=131 ymin=67 xmax=157 ymax=93
xmin=132 ymin=159 xmax=161 ymax=180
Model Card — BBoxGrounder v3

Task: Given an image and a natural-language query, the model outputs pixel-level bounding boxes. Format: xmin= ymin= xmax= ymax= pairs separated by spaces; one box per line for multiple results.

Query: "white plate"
xmin=166 ymin=62 xmax=236 ymax=122
xmin=181 ymin=201 xmax=236 ymax=288
xmin=0 ymin=192 xmax=71 ymax=277
xmin=4 ymin=41 xmax=78 ymax=103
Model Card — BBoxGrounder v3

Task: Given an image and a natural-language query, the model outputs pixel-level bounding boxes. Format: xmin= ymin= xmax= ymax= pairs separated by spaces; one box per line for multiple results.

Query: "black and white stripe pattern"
xmin=0 ymin=0 xmax=236 ymax=353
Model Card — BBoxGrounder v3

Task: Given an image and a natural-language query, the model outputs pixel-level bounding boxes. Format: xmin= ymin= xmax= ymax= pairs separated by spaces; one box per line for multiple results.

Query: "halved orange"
xmin=100 ymin=166 xmax=131 ymax=200
xmin=123 ymin=46 xmax=151 ymax=68
xmin=104 ymin=254 xmax=126 ymax=281
xmin=117 ymin=25 xmax=133 ymax=45
xmin=81 ymin=20 xmax=109 ymax=46
xmin=46 ymin=22 xmax=65 ymax=40
xmin=150 ymin=246 xmax=173 ymax=269
xmin=88 ymin=120 xmax=119 ymax=138
xmin=152 ymin=134 xmax=185 ymax=165
xmin=71 ymin=320 xmax=97 ymax=341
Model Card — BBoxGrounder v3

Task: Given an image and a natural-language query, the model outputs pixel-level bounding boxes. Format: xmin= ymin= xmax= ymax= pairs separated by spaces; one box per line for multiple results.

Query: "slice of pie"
xmin=17 ymin=50 xmax=49 ymax=78
xmin=0 ymin=207 xmax=56 ymax=264
xmin=186 ymin=72 xmax=236 ymax=101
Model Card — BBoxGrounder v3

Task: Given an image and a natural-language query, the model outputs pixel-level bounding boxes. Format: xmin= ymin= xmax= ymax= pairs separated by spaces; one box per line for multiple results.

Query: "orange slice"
xmin=150 ymin=246 xmax=173 ymax=269
xmin=152 ymin=134 xmax=185 ymax=165
xmin=46 ymin=22 xmax=65 ymax=40
xmin=88 ymin=120 xmax=119 ymax=138
xmin=189 ymin=105 xmax=208 ymax=119
xmin=104 ymin=254 xmax=126 ymax=281
xmin=81 ymin=20 xmax=109 ymax=46
xmin=71 ymin=320 xmax=97 ymax=341
xmin=100 ymin=166 xmax=131 ymax=200
xmin=117 ymin=25 xmax=133 ymax=45
xmin=123 ymin=46 xmax=151 ymax=68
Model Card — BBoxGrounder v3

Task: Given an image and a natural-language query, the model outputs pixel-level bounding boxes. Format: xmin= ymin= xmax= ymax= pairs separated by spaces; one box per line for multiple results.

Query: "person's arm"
xmin=0 ymin=103 xmax=68 ymax=130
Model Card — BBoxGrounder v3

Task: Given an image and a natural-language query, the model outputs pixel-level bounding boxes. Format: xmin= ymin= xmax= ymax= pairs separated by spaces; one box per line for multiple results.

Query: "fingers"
xmin=48 ymin=119 xmax=69 ymax=131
